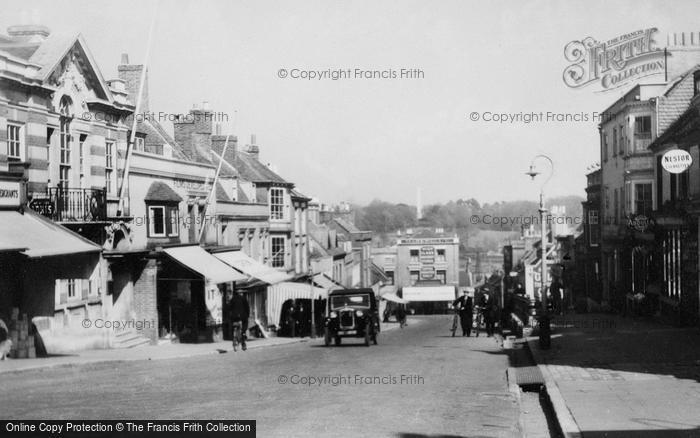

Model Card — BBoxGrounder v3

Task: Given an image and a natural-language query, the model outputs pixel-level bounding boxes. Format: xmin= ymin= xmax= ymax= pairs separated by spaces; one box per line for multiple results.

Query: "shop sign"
xmin=661 ymin=149 xmax=693 ymax=174
xmin=627 ymin=214 xmax=655 ymax=232
xmin=420 ymin=266 xmax=435 ymax=279
xmin=0 ymin=180 xmax=22 ymax=207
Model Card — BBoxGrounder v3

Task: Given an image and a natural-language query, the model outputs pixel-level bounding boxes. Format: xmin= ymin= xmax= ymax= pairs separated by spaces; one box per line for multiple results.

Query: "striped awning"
xmin=214 ymin=250 xmax=292 ymax=285
xmin=266 ymin=282 xmax=327 ymax=328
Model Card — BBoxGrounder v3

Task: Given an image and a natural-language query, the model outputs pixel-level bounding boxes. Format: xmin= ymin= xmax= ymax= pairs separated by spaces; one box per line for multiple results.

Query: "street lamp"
xmin=526 ymin=154 xmax=553 ymax=350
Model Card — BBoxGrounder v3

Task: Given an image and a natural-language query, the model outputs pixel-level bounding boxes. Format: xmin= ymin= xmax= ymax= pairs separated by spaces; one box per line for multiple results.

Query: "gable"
xmin=38 ymin=34 xmax=113 ymax=105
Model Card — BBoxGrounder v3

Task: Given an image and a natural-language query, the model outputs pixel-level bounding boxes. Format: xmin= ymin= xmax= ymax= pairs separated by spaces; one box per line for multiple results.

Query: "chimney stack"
xmin=246 ymin=134 xmax=260 ymax=160
xmin=7 ymin=24 xmax=51 ymax=43
xmin=173 ymin=103 xmax=214 ymax=161
xmin=117 ymin=53 xmax=149 ymax=112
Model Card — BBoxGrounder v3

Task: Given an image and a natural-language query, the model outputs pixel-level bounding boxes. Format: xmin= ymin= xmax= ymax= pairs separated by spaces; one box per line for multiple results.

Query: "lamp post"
xmin=526 ymin=154 xmax=553 ymax=350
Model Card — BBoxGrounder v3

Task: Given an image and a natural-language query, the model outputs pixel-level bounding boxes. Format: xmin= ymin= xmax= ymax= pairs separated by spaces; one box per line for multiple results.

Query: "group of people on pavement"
xmin=452 ymin=289 xmax=496 ymax=337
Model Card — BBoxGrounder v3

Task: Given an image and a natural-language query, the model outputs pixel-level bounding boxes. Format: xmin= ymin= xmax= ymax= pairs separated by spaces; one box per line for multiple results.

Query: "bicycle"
xmin=473 ymin=306 xmax=484 ymax=337
xmin=232 ymin=321 xmax=246 ymax=351
xmin=450 ymin=309 xmax=459 ymax=337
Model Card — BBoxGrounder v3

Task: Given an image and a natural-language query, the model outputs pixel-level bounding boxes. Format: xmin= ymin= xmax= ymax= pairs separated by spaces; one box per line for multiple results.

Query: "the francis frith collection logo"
xmin=563 ymin=28 xmax=665 ymax=92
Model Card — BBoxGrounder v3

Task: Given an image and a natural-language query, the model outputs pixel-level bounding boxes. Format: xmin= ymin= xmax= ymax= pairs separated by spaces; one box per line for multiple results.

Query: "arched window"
xmin=59 ymin=96 xmax=72 ymax=188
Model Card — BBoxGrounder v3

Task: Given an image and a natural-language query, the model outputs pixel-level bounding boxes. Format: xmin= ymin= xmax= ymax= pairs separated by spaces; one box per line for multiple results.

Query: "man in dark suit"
xmin=229 ymin=290 xmax=250 ymax=350
xmin=453 ymin=291 xmax=473 ymax=336
xmin=480 ymin=291 xmax=495 ymax=337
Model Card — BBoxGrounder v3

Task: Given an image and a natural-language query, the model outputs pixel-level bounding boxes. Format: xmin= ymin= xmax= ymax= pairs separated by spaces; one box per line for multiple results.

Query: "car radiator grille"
xmin=340 ymin=311 xmax=354 ymax=328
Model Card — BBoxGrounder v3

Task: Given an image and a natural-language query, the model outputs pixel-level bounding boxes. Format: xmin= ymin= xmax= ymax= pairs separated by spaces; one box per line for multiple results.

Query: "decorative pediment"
xmin=45 ymin=37 xmax=113 ymax=113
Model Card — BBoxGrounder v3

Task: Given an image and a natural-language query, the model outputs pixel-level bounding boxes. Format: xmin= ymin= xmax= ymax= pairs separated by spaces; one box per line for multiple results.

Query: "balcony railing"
xmin=29 ymin=186 xmax=107 ymax=222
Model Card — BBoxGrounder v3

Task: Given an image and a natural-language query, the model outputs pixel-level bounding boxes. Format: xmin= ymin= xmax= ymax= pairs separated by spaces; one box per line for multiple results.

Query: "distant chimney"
xmin=117 ymin=53 xmax=149 ymax=112
xmin=7 ymin=24 xmax=51 ymax=43
xmin=246 ymin=134 xmax=259 ymax=160
xmin=173 ymin=105 xmax=214 ymax=160
xmin=211 ymin=135 xmax=237 ymax=164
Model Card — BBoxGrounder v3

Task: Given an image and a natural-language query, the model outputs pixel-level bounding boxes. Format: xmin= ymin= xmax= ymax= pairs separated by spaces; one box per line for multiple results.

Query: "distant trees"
xmin=355 ymin=195 xmax=583 ymax=235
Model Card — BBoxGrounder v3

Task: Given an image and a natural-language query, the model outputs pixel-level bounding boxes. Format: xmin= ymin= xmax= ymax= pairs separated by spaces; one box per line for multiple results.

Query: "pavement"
xmin=0 ymin=319 xmax=407 ymax=375
xmin=1 ymin=315 xmax=519 ymax=438
xmin=526 ymin=313 xmax=700 ymax=438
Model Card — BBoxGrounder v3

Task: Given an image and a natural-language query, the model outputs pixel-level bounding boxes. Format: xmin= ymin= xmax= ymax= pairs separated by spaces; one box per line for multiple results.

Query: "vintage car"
xmin=324 ymin=288 xmax=380 ymax=346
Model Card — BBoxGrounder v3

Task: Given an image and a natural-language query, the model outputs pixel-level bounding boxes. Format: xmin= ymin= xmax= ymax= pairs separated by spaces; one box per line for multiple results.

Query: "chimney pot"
xmin=251 ymin=134 xmax=256 ymax=145
xmin=202 ymin=101 xmax=210 ymax=111
xmin=121 ymin=53 xmax=129 ymax=65
xmin=7 ymin=24 xmax=51 ymax=42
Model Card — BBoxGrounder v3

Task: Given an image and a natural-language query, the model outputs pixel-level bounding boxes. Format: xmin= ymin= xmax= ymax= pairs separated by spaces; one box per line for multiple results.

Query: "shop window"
xmin=147 ymin=204 xmax=179 ymax=237
xmin=437 ymin=249 xmax=446 ymax=262
xmin=410 ymin=249 xmax=419 ymax=263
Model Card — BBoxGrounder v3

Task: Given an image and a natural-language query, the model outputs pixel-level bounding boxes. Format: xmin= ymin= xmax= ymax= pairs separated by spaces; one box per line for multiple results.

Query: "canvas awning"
xmin=402 ymin=286 xmax=457 ymax=302
xmin=0 ymin=210 xmax=101 ymax=258
xmin=214 ymin=250 xmax=292 ymax=285
xmin=381 ymin=292 xmax=408 ymax=304
xmin=312 ymin=273 xmax=343 ymax=291
xmin=266 ymin=282 xmax=327 ymax=328
xmin=163 ymin=246 xmax=247 ymax=284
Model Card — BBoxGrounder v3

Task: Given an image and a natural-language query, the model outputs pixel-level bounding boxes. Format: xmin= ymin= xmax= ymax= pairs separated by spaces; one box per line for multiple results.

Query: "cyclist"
xmin=452 ymin=291 xmax=473 ymax=337
xmin=229 ymin=290 xmax=250 ymax=351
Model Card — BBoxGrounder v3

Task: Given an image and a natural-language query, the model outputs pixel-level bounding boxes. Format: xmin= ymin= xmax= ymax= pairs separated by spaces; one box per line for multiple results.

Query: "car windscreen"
xmin=330 ymin=294 xmax=371 ymax=309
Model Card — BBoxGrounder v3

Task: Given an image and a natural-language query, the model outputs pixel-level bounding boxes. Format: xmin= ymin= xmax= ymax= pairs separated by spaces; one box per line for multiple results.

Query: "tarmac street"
xmin=1 ymin=316 xmax=520 ymax=438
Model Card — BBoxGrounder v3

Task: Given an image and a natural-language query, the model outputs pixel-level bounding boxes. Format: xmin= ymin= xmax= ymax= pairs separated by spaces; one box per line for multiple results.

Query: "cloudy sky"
xmin=3 ymin=0 xmax=700 ymax=205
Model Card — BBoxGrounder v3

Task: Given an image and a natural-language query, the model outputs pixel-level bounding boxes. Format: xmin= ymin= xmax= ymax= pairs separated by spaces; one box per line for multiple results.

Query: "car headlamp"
xmin=356 ymin=310 xmax=364 ymax=317
xmin=330 ymin=311 xmax=338 ymax=318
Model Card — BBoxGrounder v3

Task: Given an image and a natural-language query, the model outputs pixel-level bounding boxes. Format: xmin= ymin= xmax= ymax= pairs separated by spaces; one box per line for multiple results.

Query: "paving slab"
xmin=527 ymin=313 xmax=700 ymax=438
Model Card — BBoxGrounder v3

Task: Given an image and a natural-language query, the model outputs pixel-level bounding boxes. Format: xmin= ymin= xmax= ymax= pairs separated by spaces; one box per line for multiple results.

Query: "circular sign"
xmin=661 ymin=149 xmax=693 ymax=174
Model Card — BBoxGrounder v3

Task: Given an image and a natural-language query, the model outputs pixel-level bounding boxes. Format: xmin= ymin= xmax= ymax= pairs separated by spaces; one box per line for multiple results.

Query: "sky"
xmin=3 ymin=0 xmax=700 ymax=206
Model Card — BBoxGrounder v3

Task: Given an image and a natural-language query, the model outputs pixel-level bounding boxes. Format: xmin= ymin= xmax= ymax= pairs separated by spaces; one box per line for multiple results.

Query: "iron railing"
xmin=29 ymin=186 xmax=107 ymax=222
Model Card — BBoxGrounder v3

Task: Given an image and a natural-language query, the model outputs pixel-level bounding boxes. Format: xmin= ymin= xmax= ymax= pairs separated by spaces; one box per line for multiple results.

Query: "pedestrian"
xmin=0 ymin=317 xmax=11 ymax=360
xmin=382 ymin=303 xmax=391 ymax=323
xmin=452 ymin=291 xmax=473 ymax=336
xmin=550 ymin=277 xmax=564 ymax=316
xmin=229 ymin=290 xmax=250 ymax=350
xmin=480 ymin=291 xmax=495 ymax=337
xmin=395 ymin=304 xmax=407 ymax=328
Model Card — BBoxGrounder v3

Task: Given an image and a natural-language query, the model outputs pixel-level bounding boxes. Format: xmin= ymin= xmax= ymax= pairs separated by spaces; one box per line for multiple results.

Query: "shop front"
xmin=0 ymin=178 xmax=104 ymax=354
xmin=158 ymin=245 xmax=246 ymax=343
